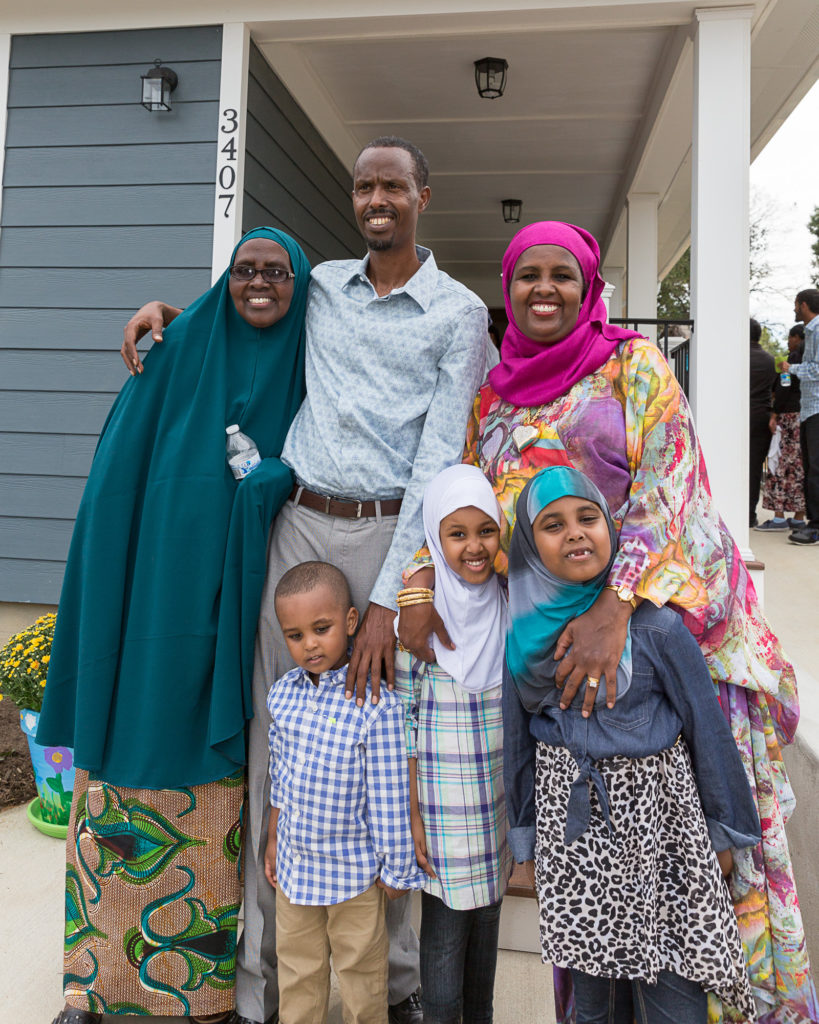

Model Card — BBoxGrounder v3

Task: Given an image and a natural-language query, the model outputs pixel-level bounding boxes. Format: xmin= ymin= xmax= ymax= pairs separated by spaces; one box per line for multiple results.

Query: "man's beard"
xmin=367 ymin=237 xmax=394 ymax=251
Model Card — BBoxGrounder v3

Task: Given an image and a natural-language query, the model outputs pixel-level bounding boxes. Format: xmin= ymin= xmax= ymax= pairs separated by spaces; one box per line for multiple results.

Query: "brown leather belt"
xmin=289 ymin=485 xmax=402 ymax=519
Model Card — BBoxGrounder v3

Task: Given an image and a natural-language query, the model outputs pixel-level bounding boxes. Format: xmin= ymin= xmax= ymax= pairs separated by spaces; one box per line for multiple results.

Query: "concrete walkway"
xmin=1 ymin=516 xmax=815 ymax=1023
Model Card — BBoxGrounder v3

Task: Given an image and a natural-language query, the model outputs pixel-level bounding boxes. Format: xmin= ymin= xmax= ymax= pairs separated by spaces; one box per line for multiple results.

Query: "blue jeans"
xmin=420 ymin=892 xmax=503 ymax=1024
xmin=570 ymin=969 xmax=707 ymax=1024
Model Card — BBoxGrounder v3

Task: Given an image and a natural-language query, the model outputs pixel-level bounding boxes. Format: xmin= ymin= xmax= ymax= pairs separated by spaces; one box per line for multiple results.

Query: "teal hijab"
xmin=37 ymin=228 xmax=310 ymax=788
xmin=506 ymin=466 xmax=632 ymax=712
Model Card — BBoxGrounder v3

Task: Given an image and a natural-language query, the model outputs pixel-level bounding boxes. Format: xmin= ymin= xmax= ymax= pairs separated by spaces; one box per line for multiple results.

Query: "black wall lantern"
xmin=141 ymin=59 xmax=178 ymax=111
xmin=502 ymin=199 xmax=522 ymax=223
xmin=474 ymin=57 xmax=508 ymax=99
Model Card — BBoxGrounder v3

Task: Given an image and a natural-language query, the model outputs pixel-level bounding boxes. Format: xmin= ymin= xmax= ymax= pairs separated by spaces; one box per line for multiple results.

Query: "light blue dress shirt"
xmin=281 ymin=246 xmax=488 ymax=609
xmin=790 ymin=313 xmax=819 ymax=422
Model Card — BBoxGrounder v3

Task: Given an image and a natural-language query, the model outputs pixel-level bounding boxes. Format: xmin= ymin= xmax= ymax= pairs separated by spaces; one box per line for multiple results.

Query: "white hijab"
xmin=420 ymin=464 xmax=507 ymax=693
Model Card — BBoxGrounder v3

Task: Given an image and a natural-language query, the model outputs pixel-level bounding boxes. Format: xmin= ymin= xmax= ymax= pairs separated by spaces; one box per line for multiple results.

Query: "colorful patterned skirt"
xmin=762 ymin=412 xmax=805 ymax=514
xmin=63 ymin=769 xmax=244 ymax=1017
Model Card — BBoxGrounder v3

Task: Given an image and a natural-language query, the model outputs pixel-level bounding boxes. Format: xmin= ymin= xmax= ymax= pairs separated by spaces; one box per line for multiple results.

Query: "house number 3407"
xmin=218 ymin=107 xmax=239 ymax=218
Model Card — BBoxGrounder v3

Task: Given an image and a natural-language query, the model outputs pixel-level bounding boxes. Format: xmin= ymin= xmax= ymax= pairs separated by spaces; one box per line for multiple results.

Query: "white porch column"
xmin=626 ymin=193 xmax=659 ymax=342
xmin=691 ymin=6 xmax=752 ymax=553
xmin=211 ymin=23 xmax=251 ymax=283
xmin=601 ymin=266 xmax=625 ymax=320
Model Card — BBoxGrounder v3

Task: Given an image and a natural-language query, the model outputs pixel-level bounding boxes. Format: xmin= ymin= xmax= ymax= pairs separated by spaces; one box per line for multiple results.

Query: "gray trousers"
xmin=234 ymin=500 xmax=421 ymax=1022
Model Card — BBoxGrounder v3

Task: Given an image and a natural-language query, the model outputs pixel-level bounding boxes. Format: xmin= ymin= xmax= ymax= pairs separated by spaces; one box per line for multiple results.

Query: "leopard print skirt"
xmin=533 ymin=740 xmax=755 ymax=1020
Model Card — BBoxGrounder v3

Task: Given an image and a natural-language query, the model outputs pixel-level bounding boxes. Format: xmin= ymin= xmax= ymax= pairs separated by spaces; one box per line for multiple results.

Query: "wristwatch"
xmin=604 ymin=584 xmax=637 ymax=609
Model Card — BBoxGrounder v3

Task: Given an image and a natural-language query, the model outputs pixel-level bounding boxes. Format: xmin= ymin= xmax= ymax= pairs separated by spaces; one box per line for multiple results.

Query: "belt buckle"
xmin=355 ymin=500 xmax=363 ymax=518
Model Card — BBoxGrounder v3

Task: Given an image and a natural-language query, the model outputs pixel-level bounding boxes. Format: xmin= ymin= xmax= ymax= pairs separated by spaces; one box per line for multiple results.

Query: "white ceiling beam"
xmin=1 ymin=0 xmax=740 ymax=37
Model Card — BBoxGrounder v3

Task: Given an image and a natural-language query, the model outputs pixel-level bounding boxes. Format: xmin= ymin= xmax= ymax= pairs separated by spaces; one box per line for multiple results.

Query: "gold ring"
xmin=586 ymin=676 xmax=600 ymax=689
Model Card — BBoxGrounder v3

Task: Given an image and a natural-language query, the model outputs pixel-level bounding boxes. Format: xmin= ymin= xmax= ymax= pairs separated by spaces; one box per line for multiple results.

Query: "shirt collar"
xmin=342 ymin=245 xmax=437 ymax=312
xmin=292 ymin=662 xmax=349 ymax=689
xmin=805 ymin=313 xmax=819 ymax=330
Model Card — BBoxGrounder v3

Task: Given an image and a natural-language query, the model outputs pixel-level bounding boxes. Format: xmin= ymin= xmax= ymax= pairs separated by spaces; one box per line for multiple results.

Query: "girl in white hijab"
xmin=394 ymin=464 xmax=513 ymax=1024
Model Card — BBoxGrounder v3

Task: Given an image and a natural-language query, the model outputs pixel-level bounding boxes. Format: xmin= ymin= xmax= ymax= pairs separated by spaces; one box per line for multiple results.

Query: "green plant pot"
xmin=19 ymin=708 xmax=75 ymax=836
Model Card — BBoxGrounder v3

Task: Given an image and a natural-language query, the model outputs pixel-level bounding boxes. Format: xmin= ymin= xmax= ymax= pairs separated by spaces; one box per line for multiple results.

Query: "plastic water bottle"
xmin=226 ymin=425 xmax=261 ymax=479
xmin=780 ymin=372 xmax=791 ymax=388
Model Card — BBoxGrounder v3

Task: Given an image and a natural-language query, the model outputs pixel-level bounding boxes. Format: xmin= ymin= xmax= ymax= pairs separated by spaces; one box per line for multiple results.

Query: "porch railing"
xmin=610 ymin=318 xmax=693 ymax=397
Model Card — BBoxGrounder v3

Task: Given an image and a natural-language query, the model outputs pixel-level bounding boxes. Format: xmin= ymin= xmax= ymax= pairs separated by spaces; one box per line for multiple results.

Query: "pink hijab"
xmin=488 ymin=221 xmax=641 ymax=407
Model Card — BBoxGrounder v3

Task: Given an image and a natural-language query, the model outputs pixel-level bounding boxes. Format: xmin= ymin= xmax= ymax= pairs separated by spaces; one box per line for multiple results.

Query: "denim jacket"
xmin=503 ymin=602 xmax=761 ymax=861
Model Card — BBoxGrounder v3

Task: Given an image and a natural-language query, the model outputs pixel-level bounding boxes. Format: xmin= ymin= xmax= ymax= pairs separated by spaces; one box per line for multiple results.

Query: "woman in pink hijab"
xmin=400 ymin=222 xmax=815 ymax=1024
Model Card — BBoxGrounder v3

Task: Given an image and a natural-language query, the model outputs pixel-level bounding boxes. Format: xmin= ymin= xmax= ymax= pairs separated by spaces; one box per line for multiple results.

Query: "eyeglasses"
xmin=229 ymin=265 xmax=295 ymax=284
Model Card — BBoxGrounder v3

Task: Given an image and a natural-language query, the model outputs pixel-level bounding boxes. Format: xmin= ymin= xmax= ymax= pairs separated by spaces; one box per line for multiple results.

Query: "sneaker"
xmin=788 ymin=527 xmax=819 ymax=545
xmin=753 ymin=518 xmax=789 ymax=531
xmin=787 ymin=517 xmax=807 ymax=528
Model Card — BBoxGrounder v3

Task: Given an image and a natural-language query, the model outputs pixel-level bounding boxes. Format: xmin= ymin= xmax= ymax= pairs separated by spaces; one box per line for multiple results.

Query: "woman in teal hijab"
xmin=39 ymin=227 xmax=310 ymax=1024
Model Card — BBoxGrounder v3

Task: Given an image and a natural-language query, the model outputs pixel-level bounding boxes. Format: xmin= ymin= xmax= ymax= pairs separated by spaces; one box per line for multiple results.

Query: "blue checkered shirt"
xmin=791 ymin=313 xmax=819 ymax=422
xmin=267 ymin=662 xmax=426 ymax=905
xmin=280 ymin=247 xmax=488 ymax=610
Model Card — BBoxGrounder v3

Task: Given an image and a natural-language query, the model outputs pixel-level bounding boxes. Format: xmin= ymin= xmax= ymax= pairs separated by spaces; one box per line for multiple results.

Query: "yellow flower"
xmin=0 ymin=694 xmax=3 ymax=701
xmin=14 ymin=644 xmax=23 ymax=652
xmin=43 ymin=655 xmax=50 ymax=664
xmin=39 ymin=679 xmax=46 ymax=688
xmin=29 ymin=661 xmax=40 ymax=672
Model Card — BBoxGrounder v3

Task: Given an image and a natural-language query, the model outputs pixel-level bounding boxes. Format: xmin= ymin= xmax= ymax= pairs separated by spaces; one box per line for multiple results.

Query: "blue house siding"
xmin=0 ymin=26 xmax=222 ymax=603
xmin=243 ymin=44 xmax=360 ymax=266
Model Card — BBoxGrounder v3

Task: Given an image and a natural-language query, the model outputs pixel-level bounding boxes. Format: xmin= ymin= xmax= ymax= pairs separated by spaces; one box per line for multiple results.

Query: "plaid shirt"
xmin=394 ymin=652 xmax=512 ymax=910
xmin=791 ymin=313 xmax=819 ymax=422
xmin=267 ymin=662 xmax=426 ymax=905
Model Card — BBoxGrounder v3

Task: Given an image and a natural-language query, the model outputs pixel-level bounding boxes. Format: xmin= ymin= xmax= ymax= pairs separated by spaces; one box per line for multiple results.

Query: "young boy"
xmin=265 ymin=560 xmax=425 ymax=1024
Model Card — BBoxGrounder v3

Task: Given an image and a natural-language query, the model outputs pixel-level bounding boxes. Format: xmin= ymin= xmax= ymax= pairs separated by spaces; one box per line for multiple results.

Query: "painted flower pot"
xmin=19 ymin=708 xmax=75 ymax=831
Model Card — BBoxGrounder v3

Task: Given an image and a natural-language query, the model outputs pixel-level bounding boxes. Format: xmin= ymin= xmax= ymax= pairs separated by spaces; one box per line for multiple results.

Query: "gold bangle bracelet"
xmin=397 ymin=587 xmax=434 ymax=598
xmin=396 ymin=597 xmax=435 ymax=607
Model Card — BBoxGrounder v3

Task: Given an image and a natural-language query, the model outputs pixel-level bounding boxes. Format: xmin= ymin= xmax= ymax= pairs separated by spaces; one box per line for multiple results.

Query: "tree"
xmin=809 ymin=205 xmax=819 ymax=287
xmin=657 ymin=248 xmax=690 ymax=319
xmin=749 ymin=190 xmax=773 ymax=300
xmin=656 ymin=191 xmax=774 ymax=320
xmin=759 ymin=324 xmax=787 ymax=365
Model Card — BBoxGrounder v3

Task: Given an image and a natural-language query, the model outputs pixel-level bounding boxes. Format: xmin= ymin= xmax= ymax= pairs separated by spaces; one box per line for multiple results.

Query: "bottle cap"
xmin=226 ymin=424 xmax=239 ymax=435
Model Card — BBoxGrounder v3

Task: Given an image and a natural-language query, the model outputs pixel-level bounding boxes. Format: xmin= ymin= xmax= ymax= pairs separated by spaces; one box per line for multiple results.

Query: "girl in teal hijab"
xmin=506 ymin=464 xmax=632 ymax=713
xmin=38 ymin=227 xmax=310 ymax=788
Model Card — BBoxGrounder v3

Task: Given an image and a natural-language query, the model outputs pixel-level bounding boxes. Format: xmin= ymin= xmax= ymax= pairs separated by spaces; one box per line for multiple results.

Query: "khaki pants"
xmin=276 ymin=884 xmax=389 ymax=1024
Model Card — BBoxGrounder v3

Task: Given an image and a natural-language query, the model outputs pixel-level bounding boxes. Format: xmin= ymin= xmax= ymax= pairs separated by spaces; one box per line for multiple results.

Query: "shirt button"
xmin=294 ymin=854 xmax=301 ymax=864
xmin=293 ymin=809 xmax=300 ymax=819
xmin=309 ymin=701 xmax=318 ymax=712
xmin=297 ymin=754 xmax=306 ymax=765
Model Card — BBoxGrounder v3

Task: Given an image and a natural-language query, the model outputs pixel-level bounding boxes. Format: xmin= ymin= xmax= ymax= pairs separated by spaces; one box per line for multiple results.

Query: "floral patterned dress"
xmin=420 ymin=337 xmax=815 ymax=1024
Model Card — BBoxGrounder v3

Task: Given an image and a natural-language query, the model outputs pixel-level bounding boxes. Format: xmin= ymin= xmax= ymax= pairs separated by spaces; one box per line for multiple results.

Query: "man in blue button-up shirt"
xmin=121 ymin=137 xmax=488 ymax=1024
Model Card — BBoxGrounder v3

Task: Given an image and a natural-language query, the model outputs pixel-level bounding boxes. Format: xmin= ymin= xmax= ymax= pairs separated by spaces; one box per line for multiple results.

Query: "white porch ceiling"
xmin=249 ymin=0 xmax=819 ymax=307
xmin=7 ymin=0 xmax=817 ymax=308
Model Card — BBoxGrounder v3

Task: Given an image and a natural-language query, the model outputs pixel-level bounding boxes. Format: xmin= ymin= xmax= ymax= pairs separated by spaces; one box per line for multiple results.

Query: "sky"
xmin=750 ymin=79 xmax=819 ymax=337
